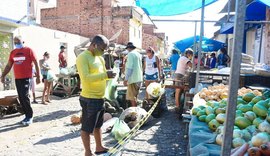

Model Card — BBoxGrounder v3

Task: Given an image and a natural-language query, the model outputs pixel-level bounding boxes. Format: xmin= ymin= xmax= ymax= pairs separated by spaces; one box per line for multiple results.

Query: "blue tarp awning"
xmin=174 ymin=36 xmax=225 ymax=52
xmin=220 ymin=0 xmax=270 ymax=34
xmin=246 ymin=0 xmax=268 ymax=21
xmin=135 ymin=0 xmax=217 ymax=16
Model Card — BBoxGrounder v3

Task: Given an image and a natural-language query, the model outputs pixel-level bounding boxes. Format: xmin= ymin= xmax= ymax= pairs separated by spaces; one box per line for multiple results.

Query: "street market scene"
xmin=1 ymin=0 xmax=270 ymax=156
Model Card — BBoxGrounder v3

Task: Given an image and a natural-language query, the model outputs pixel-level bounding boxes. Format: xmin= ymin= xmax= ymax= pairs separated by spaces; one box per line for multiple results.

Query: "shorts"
xmin=79 ymin=97 xmax=105 ymax=133
xmin=126 ymin=83 xmax=140 ymax=101
xmin=174 ymin=73 xmax=187 ymax=86
xmin=42 ymin=74 xmax=47 ymax=83
xmin=145 ymin=72 xmax=158 ymax=81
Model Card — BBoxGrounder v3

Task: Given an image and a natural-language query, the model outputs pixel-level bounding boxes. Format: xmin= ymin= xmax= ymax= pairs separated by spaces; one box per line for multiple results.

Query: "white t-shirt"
xmin=145 ymin=55 xmax=158 ymax=75
xmin=175 ymin=56 xmax=190 ymax=75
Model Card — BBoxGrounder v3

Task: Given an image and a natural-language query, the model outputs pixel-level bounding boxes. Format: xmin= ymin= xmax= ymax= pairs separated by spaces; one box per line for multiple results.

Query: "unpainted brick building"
xmin=40 ymin=0 xmax=168 ymax=52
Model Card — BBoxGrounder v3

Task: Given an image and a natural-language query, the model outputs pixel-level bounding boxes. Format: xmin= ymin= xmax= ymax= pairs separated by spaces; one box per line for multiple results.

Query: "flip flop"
xmin=41 ymin=101 xmax=48 ymax=105
xmin=94 ymin=149 xmax=108 ymax=155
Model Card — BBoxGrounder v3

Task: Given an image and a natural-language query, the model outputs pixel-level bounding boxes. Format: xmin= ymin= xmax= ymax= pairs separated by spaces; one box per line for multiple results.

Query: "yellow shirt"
xmin=76 ymin=50 xmax=108 ymax=99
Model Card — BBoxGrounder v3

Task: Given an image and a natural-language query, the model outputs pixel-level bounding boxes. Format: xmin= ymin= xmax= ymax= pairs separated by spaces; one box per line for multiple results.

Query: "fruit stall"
xmin=188 ymin=84 xmax=270 ymax=155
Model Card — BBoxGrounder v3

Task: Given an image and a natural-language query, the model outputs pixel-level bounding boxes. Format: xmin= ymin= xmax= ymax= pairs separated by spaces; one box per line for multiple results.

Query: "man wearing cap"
xmin=58 ymin=45 xmax=67 ymax=69
xmin=0 ymin=36 xmax=40 ymax=126
xmin=123 ymin=42 xmax=143 ymax=107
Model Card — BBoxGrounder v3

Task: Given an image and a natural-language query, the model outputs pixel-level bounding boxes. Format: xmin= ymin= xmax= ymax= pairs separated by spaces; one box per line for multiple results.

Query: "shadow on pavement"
xmin=34 ymin=132 xmax=80 ymax=145
xmin=34 ymin=110 xmax=80 ymax=123
xmin=0 ymin=122 xmax=26 ymax=133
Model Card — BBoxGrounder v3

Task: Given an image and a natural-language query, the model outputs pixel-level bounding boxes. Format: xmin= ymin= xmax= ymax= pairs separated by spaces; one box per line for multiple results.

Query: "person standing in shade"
xmin=168 ymin=49 xmax=180 ymax=79
xmin=217 ymin=47 xmax=230 ymax=68
xmin=144 ymin=46 xmax=161 ymax=99
xmin=0 ymin=36 xmax=40 ymax=126
xmin=123 ymin=42 xmax=143 ymax=107
xmin=210 ymin=53 xmax=217 ymax=69
xmin=76 ymin=35 xmax=115 ymax=156
xmin=174 ymin=48 xmax=193 ymax=115
xmin=58 ymin=45 xmax=67 ymax=69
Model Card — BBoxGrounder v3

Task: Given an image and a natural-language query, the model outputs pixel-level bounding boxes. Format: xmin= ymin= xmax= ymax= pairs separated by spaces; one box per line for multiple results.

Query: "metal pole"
xmin=194 ymin=0 xmax=205 ymax=93
xmin=258 ymin=24 xmax=264 ymax=63
xmin=221 ymin=0 xmax=246 ymax=155
xmin=227 ymin=0 xmax=231 ymax=22
xmin=192 ymin=22 xmax=197 ymax=71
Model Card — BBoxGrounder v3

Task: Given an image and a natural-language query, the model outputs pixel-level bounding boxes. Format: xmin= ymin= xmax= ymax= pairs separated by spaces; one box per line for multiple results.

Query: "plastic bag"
xmin=146 ymin=82 xmax=165 ymax=98
xmin=111 ymin=119 xmax=130 ymax=141
xmin=47 ymin=70 xmax=56 ymax=82
xmin=59 ymin=68 xmax=69 ymax=75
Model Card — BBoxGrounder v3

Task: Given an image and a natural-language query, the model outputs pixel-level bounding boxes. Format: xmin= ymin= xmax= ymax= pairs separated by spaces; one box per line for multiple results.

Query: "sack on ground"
xmin=47 ymin=70 xmax=56 ymax=82
xmin=119 ymin=107 xmax=150 ymax=129
xmin=111 ymin=119 xmax=130 ymax=141
xmin=59 ymin=68 xmax=69 ymax=75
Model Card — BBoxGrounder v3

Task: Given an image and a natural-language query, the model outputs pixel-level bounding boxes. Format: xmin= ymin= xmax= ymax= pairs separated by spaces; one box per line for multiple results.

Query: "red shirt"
xmin=58 ymin=52 xmax=67 ymax=68
xmin=9 ymin=47 xmax=37 ymax=79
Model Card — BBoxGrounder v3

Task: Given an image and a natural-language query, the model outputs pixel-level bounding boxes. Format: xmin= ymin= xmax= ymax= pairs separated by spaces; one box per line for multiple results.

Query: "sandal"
xmin=41 ymin=101 xmax=48 ymax=105
xmin=95 ymin=148 xmax=109 ymax=155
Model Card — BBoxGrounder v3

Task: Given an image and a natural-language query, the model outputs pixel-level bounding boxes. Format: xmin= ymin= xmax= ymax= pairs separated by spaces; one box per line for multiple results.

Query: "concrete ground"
xmin=0 ymin=88 xmax=188 ymax=156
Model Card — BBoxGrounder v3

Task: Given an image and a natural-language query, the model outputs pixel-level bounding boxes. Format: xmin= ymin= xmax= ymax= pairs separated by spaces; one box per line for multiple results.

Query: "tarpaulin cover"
xmin=220 ymin=0 xmax=270 ymax=34
xmin=174 ymin=36 xmax=225 ymax=52
xmin=135 ymin=0 xmax=217 ymax=16
xmin=189 ymin=116 xmax=221 ymax=156
xmin=246 ymin=0 xmax=268 ymax=21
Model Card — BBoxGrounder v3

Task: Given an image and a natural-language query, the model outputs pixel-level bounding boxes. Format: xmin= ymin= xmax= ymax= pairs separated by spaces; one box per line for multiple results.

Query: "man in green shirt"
xmin=76 ymin=35 xmax=115 ymax=156
xmin=124 ymin=42 xmax=143 ymax=107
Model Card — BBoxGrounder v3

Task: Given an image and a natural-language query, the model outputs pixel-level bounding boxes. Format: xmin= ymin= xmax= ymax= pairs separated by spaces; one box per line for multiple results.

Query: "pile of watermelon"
xmin=192 ymin=88 xmax=270 ymax=149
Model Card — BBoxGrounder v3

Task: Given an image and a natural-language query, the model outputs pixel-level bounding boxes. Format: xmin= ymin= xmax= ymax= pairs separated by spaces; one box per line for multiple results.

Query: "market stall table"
xmin=190 ymin=71 xmax=270 ymax=88
xmin=52 ymin=74 xmax=80 ymax=97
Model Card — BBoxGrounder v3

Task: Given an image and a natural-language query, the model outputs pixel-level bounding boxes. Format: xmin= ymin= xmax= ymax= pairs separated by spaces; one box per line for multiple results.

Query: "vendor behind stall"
xmin=174 ymin=48 xmax=193 ymax=115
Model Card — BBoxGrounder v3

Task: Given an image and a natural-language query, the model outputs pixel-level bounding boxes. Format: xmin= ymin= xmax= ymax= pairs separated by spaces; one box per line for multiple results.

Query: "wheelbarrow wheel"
xmin=0 ymin=106 xmax=7 ymax=118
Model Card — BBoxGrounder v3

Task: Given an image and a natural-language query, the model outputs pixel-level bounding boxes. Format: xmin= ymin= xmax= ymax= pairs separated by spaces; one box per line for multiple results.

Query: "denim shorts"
xmin=145 ymin=72 xmax=158 ymax=81
xmin=79 ymin=96 xmax=105 ymax=133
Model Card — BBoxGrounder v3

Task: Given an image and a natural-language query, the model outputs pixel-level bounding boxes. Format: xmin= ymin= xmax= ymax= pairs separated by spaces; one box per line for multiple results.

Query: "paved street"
xmin=0 ymin=89 xmax=188 ymax=156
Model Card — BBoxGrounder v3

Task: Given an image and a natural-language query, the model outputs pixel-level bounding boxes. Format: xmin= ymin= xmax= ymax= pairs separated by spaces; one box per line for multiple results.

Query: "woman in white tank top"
xmin=144 ymin=47 xmax=161 ymax=99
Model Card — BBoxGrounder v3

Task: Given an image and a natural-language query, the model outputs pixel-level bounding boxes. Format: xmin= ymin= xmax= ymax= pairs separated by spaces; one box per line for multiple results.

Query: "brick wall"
xmin=264 ymin=8 xmax=270 ymax=65
xmin=142 ymin=24 xmax=166 ymax=53
xmin=143 ymin=24 xmax=155 ymax=35
xmin=142 ymin=33 xmax=161 ymax=51
xmin=40 ymin=0 xmax=166 ymax=50
xmin=41 ymin=0 xmax=132 ymax=43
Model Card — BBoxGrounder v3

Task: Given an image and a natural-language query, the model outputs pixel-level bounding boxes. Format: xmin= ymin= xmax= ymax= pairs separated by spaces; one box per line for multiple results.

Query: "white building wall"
xmin=129 ymin=19 xmax=142 ymax=49
xmin=14 ymin=25 xmax=88 ymax=74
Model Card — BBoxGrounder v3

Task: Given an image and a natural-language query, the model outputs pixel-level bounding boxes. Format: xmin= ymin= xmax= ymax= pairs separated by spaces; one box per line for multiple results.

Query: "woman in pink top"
xmin=174 ymin=48 xmax=193 ymax=114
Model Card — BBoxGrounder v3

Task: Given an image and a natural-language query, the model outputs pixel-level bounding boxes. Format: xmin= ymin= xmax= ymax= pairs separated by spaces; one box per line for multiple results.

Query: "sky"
xmin=151 ymin=0 xmax=228 ymax=46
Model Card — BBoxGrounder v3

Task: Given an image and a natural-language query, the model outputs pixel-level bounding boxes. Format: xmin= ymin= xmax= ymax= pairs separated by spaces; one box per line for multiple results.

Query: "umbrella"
xmin=174 ymin=36 xmax=225 ymax=52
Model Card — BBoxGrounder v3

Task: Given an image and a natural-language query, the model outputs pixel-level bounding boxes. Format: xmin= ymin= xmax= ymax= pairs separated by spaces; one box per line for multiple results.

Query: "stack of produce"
xmin=199 ymin=84 xmax=261 ymax=101
xmin=193 ymin=88 xmax=270 ymax=154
